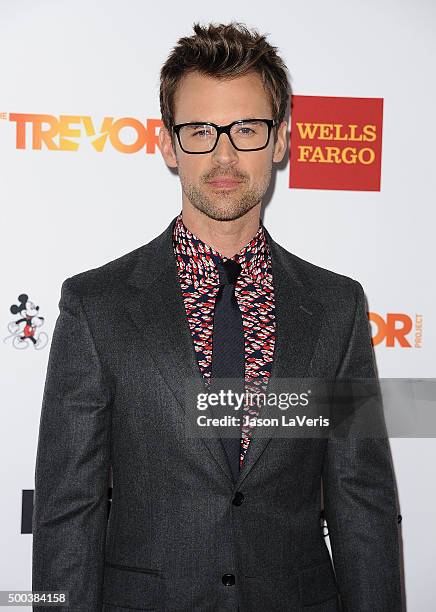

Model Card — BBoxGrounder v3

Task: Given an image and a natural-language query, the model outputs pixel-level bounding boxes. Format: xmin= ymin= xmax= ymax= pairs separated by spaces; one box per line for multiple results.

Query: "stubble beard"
xmin=178 ymin=165 xmax=272 ymax=222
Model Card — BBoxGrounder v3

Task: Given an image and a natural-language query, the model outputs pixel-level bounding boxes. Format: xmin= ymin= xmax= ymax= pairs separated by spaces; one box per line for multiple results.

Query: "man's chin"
xmin=196 ymin=203 xmax=255 ymax=222
xmin=182 ymin=183 xmax=262 ymax=222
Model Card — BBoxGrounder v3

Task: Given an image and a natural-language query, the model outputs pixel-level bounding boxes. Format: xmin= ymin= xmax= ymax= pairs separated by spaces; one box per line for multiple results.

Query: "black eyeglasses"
xmin=172 ymin=118 xmax=278 ymax=154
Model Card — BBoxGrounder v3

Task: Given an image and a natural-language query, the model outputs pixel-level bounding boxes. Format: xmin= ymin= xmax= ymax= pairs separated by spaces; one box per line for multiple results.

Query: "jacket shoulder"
xmin=61 ymin=232 xmax=163 ymax=298
xmin=274 ymin=240 xmax=361 ymax=293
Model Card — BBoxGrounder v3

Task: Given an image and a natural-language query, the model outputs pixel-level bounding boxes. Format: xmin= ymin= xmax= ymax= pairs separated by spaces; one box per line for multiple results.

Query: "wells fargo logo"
xmin=289 ymin=96 xmax=383 ymax=191
xmin=1 ymin=113 xmax=162 ymax=153
xmin=369 ymin=313 xmax=423 ymax=348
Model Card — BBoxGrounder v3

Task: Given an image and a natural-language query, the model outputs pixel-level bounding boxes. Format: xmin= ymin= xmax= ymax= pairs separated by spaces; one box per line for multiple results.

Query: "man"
xmin=32 ymin=22 xmax=402 ymax=612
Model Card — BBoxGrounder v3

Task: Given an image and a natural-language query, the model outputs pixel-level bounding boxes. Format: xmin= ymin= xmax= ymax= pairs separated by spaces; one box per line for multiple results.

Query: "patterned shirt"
xmin=172 ymin=211 xmax=276 ymax=467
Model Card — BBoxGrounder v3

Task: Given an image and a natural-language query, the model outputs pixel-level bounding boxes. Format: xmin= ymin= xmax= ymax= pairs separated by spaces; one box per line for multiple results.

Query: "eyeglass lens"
xmin=178 ymin=120 xmax=270 ymax=152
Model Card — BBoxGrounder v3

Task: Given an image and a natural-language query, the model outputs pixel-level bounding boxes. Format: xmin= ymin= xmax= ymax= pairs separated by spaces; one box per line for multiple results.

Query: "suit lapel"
xmin=124 ymin=218 xmax=236 ymax=483
xmin=235 ymin=226 xmax=325 ymax=488
xmin=124 ymin=216 xmax=325 ymax=488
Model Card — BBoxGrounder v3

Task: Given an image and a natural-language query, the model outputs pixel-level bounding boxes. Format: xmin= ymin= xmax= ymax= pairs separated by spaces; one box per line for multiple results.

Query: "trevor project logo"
xmin=1 ymin=113 xmax=162 ymax=154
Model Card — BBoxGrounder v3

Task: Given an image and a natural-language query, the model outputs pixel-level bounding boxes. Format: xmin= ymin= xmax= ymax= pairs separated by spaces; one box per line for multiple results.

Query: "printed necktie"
xmin=210 ymin=257 xmax=245 ymax=482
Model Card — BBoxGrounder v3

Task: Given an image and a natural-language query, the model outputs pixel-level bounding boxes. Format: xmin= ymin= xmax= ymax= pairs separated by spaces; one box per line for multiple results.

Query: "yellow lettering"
xmin=363 ymin=124 xmax=377 ymax=142
xmin=348 ymin=125 xmax=363 ymax=141
xmin=296 ymin=122 xmax=319 ymax=139
xmin=318 ymin=124 xmax=334 ymax=139
xmin=359 ymin=148 xmax=375 ymax=164
xmin=59 ymin=116 xmax=81 ymax=151
xmin=297 ymin=145 xmax=313 ymax=161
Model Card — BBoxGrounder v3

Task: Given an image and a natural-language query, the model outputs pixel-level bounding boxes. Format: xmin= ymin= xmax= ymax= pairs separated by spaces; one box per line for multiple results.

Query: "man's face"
xmin=159 ymin=70 xmax=287 ymax=222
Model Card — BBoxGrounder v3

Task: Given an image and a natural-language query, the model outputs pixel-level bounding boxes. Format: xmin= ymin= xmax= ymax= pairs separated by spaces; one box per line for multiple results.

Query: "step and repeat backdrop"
xmin=1 ymin=1 xmax=435 ymax=609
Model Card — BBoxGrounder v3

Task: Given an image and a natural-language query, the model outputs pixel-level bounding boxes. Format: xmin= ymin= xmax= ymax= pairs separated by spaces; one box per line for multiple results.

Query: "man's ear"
xmin=158 ymin=125 xmax=178 ymax=168
xmin=272 ymin=120 xmax=288 ymax=163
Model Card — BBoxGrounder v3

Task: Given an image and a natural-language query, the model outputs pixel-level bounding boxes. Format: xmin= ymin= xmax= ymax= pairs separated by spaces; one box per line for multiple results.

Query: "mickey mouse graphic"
xmin=4 ymin=293 xmax=48 ymax=350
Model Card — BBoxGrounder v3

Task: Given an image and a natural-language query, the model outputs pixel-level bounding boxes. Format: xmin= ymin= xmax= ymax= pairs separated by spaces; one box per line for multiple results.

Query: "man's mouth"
xmin=206 ymin=177 xmax=243 ymax=189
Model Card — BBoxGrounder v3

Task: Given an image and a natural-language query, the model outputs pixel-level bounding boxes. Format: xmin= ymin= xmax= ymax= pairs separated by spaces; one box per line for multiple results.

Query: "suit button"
xmin=222 ymin=573 xmax=235 ymax=586
xmin=232 ymin=492 xmax=244 ymax=506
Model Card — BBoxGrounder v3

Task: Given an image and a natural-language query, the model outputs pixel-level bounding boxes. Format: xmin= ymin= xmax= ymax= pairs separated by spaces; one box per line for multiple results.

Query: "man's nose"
xmin=211 ymin=132 xmax=239 ymax=165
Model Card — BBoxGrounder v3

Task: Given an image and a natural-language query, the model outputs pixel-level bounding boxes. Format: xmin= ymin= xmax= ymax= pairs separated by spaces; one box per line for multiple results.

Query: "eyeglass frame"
xmin=171 ymin=118 xmax=278 ymax=154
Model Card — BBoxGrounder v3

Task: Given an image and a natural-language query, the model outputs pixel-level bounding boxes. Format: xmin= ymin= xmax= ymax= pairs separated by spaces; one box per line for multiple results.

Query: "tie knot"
xmin=216 ymin=258 xmax=242 ymax=285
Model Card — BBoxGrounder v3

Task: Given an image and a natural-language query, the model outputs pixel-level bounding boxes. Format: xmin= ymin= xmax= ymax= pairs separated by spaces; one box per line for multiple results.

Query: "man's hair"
xmin=159 ymin=22 xmax=292 ymax=139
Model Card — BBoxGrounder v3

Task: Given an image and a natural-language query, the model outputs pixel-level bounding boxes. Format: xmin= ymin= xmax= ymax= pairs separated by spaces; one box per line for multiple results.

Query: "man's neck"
xmin=181 ymin=203 xmax=261 ymax=259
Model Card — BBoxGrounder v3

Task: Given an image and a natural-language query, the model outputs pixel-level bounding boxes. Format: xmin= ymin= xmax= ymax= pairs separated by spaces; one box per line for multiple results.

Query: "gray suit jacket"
xmin=32 ymin=215 xmax=402 ymax=612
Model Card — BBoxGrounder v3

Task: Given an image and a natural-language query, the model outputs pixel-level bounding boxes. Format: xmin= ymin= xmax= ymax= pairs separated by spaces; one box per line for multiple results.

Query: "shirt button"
xmin=222 ymin=573 xmax=235 ymax=586
xmin=232 ymin=492 xmax=244 ymax=506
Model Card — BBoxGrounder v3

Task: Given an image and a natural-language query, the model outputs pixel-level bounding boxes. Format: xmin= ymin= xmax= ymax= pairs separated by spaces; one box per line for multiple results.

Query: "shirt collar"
xmin=172 ymin=211 xmax=270 ymax=286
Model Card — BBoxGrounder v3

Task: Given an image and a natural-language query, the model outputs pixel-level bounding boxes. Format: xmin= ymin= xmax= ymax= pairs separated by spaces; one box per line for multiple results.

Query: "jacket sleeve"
xmin=321 ymin=280 xmax=402 ymax=612
xmin=32 ymin=278 xmax=112 ymax=611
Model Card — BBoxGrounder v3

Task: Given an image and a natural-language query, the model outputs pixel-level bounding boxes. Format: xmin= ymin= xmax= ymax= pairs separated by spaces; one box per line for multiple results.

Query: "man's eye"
xmin=237 ymin=126 xmax=256 ymax=136
xmin=192 ymin=128 xmax=213 ymax=138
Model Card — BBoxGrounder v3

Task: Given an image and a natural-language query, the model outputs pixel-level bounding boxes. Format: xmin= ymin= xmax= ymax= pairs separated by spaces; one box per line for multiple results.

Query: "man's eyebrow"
xmin=174 ymin=120 xmax=212 ymax=127
xmin=179 ymin=118 xmax=263 ymax=125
